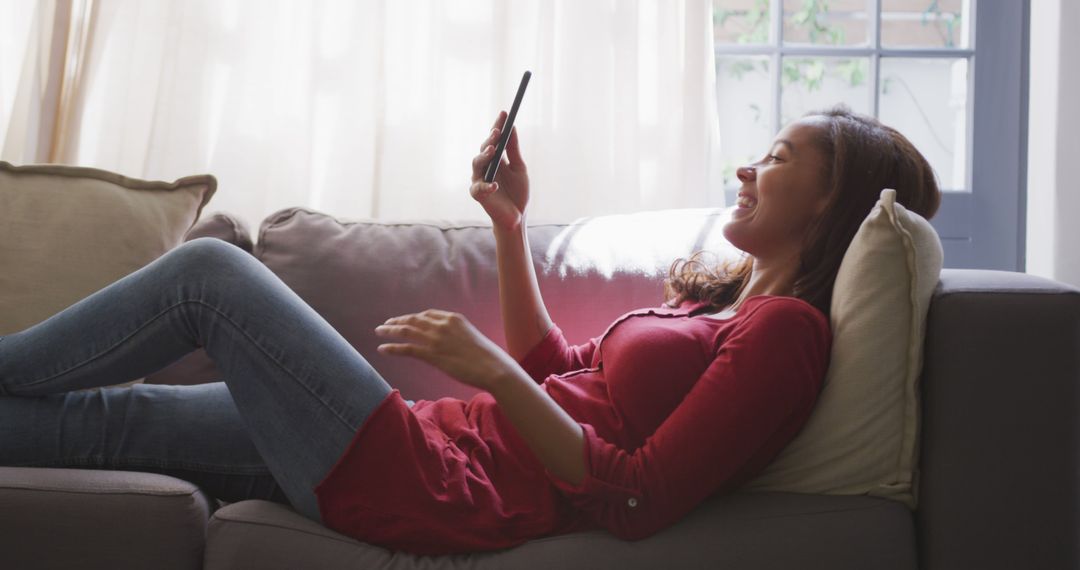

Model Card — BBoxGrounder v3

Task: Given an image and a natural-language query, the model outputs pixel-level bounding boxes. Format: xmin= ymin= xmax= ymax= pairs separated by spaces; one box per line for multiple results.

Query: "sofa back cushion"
xmin=254 ymin=207 xmax=739 ymax=402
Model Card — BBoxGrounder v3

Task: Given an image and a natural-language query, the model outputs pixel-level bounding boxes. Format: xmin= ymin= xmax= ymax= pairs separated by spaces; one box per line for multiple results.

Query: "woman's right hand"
xmin=470 ymin=111 xmax=530 ymax=231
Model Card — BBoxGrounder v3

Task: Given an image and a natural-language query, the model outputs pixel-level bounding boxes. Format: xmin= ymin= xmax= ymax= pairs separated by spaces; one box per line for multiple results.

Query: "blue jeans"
xmin=0 ymin=238 xmax=409 ymax=525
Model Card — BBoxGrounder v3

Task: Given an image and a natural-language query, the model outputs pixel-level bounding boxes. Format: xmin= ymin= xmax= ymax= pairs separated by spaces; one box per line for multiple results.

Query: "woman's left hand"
xmin=374 ymin=309 xmax=520 ymax=392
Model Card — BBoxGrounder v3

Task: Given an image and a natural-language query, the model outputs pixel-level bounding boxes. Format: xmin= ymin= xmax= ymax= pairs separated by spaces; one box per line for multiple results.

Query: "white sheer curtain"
xmin=1 ymin=0 xmax=723 ymax=227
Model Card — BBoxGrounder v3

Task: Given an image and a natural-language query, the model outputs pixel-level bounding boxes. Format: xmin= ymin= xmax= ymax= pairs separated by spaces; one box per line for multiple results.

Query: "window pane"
xmin=713 ymin=0 xmax=772 ymax=45
xmin=780 ymin=57 xmax=870 ymax=125
xmin=879 ymin=58 xmax=969 ymax=190
xmin=716 ymin=56 xmax=773 ymax=189
xmin=881 ymin=0 xmax=969 ymax=49
xmin=783 ymin=0 xmax=867 ymax=46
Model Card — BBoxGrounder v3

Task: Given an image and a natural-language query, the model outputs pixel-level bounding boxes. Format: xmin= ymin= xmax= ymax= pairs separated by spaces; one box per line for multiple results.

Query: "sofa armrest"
xmin=917 ymin=269 xmax=1080 ymax=570
xmin=0 ymin=466 xmax=214 ymax=570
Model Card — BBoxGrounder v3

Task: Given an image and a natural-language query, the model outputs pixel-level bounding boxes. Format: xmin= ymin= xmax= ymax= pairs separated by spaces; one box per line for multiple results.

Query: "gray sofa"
xmin=1 ymin=208 xmax=1078 ymax=570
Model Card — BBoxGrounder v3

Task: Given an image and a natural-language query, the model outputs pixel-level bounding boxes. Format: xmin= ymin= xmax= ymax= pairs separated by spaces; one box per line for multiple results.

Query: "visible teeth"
xmin=737 ymin=196 xmax=757 ymax=208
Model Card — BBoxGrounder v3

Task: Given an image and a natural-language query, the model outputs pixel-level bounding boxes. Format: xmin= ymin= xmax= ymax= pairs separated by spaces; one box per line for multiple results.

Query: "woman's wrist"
xmin=487 ymin=365 xmax=528 ymax=397
xmin=491 ymin=218 xmax=525 ymax=238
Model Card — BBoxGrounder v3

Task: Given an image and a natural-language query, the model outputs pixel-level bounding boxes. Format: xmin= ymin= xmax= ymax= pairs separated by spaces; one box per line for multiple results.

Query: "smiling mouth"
xmin=736 ymin=195 xmax=757 ymax=209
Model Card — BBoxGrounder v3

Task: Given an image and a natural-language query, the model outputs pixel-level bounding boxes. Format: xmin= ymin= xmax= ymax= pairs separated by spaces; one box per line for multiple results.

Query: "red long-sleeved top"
xmin=314 ymin=295 xmax=831 ymax=555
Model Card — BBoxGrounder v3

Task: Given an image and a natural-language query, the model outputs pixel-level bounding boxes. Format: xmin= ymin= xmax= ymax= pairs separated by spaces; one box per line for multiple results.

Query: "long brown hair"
xmin=663 ymin=105 xmax=942 ymax=318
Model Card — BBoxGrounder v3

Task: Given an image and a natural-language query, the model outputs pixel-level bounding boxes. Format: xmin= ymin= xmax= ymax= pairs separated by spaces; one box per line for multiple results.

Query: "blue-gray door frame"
xmin=938 ymin=0 xmax=1029 ymax=270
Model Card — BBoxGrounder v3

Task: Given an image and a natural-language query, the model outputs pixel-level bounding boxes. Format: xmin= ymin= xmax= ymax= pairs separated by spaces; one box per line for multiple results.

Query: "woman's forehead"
xmin=777 ymin=118 xmax=824 ymax=141
xmin=772 ymin=118 xmax=827 ymax=153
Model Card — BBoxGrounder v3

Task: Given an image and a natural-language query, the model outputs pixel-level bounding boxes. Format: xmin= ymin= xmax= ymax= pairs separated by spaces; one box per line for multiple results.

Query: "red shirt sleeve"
xmin=541 ymin=299 xmax=831 ymax=541
xmin=516 ymin=324 xmax=602 ymax=384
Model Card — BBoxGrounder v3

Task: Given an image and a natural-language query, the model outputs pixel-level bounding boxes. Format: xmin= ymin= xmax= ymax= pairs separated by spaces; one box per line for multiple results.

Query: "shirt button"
xmin=627 ymin=498 xmax=638 ymax=508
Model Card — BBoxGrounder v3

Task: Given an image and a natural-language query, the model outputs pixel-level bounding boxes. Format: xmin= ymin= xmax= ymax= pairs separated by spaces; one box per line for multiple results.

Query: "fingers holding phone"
xmin=470 ymin=71 xmax=532 ymax=231
xmin=470 ymin=116 xmax=506 ymax=200
xmin=470 ymin=114 xmax=530 ymax=231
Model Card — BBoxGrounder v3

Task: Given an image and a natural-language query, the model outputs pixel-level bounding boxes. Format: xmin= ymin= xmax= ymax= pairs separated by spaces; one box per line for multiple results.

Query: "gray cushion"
xmin=183 ymin=211 xmax=255 ymax=254
xmin=204 ymin=492 xmax=916 ymax=570
xmin=0 ymin=466 xmax=213 ymax=570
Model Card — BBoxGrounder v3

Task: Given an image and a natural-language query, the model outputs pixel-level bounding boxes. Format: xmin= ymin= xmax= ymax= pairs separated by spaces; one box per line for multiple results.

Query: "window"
xmin=712 ymin=0 xmax=1029 ymax=270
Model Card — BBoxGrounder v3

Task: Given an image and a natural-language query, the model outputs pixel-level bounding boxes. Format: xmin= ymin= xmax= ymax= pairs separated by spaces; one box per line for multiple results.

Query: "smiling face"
xmin=722 ymin=116 xmax=832 ymax=262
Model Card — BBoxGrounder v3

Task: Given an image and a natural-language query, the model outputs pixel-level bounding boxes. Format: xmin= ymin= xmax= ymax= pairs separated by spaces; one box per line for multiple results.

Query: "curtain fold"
xmin=2 ymin=0 xmax=723 ymax=226
xmin=2 ymin=0 xmax=60 ymax=164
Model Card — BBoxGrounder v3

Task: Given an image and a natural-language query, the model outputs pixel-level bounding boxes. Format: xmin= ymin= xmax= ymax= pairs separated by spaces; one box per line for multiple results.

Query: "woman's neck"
xmin=730 ymin=254 xmax=799 ymax=310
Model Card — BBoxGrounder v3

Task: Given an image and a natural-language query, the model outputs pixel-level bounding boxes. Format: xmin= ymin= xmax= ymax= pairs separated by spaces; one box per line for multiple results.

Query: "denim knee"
xmin=166 ymin=238 xmax=259 ymax=281
xmin=173 ymin=237 xmax=249 ymax=265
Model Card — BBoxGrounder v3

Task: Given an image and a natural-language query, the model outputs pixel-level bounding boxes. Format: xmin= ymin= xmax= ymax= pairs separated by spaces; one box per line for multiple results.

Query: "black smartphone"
xmin=484 ymin=70 xmax=531 ymax=183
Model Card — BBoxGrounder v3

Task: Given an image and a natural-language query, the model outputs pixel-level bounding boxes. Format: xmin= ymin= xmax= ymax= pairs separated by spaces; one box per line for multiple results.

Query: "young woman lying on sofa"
xmin=0 ymin=105 xmax=940 ymax=555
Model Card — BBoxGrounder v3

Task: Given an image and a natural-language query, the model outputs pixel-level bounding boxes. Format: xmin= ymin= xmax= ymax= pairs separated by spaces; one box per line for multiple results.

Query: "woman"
xmin=0 ymin=105 xmax=940 ymax=555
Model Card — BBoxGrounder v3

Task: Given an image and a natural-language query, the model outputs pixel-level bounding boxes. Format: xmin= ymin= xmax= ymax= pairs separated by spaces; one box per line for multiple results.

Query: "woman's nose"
xmin=736 ymin=165 xmax=756 ymax=183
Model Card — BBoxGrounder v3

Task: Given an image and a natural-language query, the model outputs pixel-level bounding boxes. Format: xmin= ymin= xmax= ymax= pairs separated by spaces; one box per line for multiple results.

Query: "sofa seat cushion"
xmin=204 ymin=493 xmax=916 ymax=570
xmin=0 ymin=466 xmax=214 ymax=570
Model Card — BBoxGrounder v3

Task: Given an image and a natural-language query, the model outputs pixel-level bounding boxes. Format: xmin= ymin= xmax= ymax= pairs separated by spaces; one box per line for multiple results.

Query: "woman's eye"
xmin=767 ymin=154 xmax=782 ymax=162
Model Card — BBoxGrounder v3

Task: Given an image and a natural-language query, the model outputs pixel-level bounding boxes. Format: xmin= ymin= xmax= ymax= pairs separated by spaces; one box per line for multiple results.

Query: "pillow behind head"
xmin=0 ymin=161 xmax=215 ymax=388
xmin=742 ymin=188 xmax=943 ymax=509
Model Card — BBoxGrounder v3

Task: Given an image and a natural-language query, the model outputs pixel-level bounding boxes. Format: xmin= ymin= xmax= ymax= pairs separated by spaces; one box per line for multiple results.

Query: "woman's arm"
xmin=544 ymin=300 xmax=831 ymax=541
xmin=489 ymin=363 xmax=585 ymax=486
xmin=493 ymin=221 xmax=554 ymax=361
xmin=469 ymin=112 xmax=554 ymax=361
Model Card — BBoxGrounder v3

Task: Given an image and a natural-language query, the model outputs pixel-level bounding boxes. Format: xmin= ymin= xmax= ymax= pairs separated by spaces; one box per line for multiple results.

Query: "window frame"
xmin=713 ymin=0 xmax=1030 ymax=271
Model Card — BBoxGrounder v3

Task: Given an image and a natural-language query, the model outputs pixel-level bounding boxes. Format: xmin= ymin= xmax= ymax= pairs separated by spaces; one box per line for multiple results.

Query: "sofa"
xmin=1 ymin=205 xmax=1079 ymax=570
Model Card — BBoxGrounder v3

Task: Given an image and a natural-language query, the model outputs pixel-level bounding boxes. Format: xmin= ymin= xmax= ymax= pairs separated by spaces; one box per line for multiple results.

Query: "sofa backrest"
xmin=253 ymin=206 xmax=739 ymax=401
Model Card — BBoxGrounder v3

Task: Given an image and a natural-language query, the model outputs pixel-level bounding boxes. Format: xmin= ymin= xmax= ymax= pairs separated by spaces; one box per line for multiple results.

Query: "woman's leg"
xmin=0 ymin=238 xmax=394 ymax=523
xmin=0 ymin=382 xmax=291 ymax=506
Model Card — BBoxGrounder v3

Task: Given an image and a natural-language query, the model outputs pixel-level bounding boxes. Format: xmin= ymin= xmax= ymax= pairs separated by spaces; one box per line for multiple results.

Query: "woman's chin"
xmin=721 ymin=220 xmax=752 ymax=252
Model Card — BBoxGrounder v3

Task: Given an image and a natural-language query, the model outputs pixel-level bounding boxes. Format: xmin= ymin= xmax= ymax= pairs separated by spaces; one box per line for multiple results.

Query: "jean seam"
xmin=17 ymin=298 xmax=363 ymax=435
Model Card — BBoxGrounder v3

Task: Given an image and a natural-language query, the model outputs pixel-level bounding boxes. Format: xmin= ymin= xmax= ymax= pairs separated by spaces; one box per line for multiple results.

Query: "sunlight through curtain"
xmin=1 ymin=0 xmax=723 ymax=226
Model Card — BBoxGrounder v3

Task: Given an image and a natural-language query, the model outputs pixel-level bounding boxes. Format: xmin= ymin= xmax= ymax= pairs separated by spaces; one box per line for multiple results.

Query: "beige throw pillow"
xmin=0 ymin=161 xmax=216 ymax=387
xmin=742 ymin=188 xmax=943 ymax=509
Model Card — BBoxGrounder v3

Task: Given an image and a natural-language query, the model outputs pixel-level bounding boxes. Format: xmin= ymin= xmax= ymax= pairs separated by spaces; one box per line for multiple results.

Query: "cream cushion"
xmin=0 ymin=161 xmax=215 ymax=386
xmin=742 ymin=188 xmax=943 ymax=509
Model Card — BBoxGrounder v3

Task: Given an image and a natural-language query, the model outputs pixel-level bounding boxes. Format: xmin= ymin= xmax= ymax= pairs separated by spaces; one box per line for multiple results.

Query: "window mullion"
xmin=871 ymin=0 xmax=881 ymax=117
xmin=772 ymin=0 xmax=783 ymax=133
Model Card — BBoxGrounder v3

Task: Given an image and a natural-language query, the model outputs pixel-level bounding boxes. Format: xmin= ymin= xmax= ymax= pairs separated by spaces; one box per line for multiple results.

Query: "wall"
xmin=1027 ymin=0 xmax=1080 ymax=287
